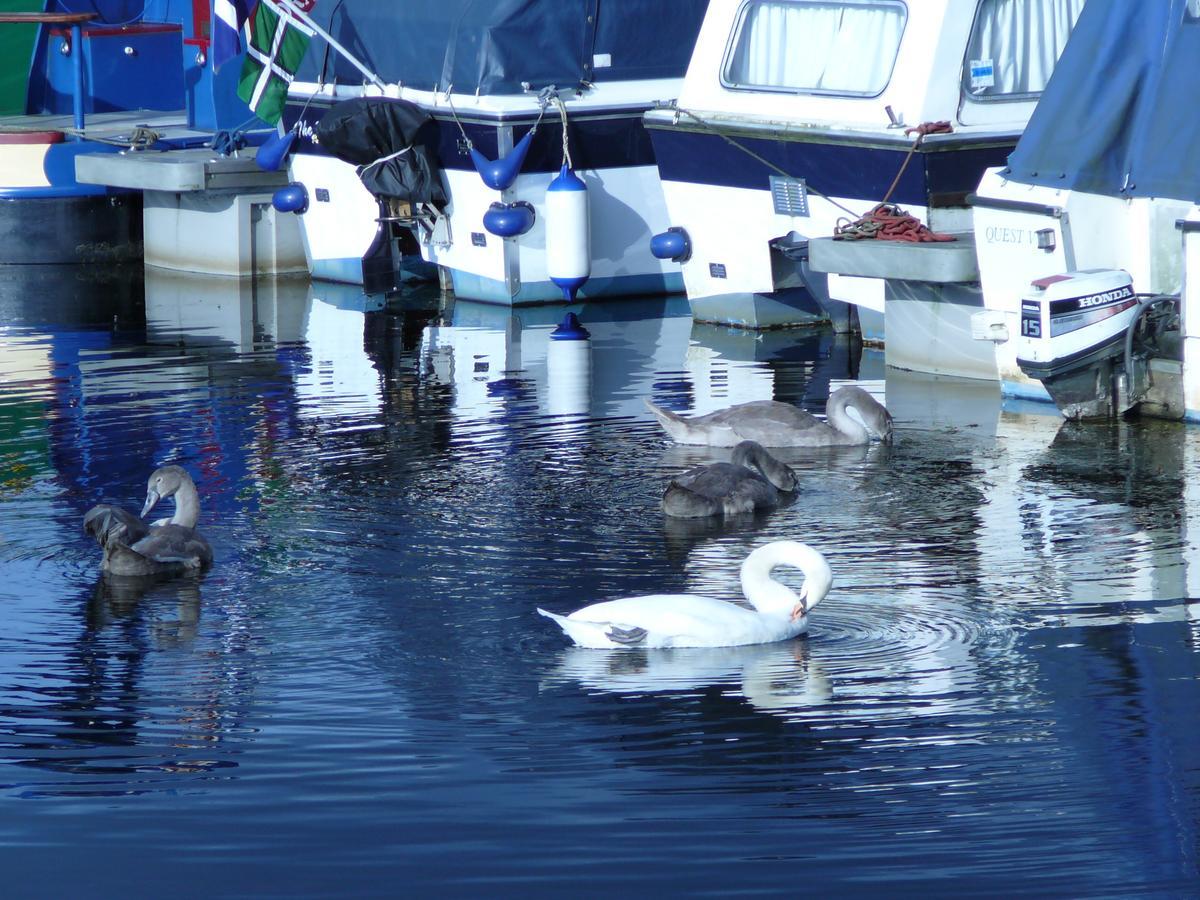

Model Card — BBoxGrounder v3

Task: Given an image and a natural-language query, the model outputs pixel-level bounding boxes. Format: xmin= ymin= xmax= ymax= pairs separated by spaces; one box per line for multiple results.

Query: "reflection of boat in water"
xmin=419 ymin=297 xmax=695 ymax=422
xmin=883 ymin=365 xmax=1004 ymax=436
xmin=973 ymin=409 xmax=1200 ymax=633
xmin=420 ymin=292 xmax=882 ymax=436
xmin=142 ymin=268 xmax=392 ymax=424
xmin=144 ymin=267 xmax=311 ymax=351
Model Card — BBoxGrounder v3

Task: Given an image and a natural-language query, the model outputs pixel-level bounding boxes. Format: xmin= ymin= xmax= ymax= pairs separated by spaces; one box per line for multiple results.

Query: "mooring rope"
xmin=880 ymin=120 xmax=953 ymax=206
xmin=672 ymin=106 xmax=958 ymax=242
xmin=554 ymin=95 xmax=572 ymax=169
xmin=834 ymin=121 xmax=956 ymax=243
xmin=672 ymin=105 xmax=859 ymax=219
xmin=446 ymin=84 xmax=550 ymax=152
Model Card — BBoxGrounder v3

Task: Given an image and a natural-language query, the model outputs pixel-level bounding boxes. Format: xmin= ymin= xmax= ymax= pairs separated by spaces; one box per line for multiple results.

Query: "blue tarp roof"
xmin=1007 ymin=0 xmax=1200 ymax=201
xmin=296 ymin=0 xmax=708 ymax=96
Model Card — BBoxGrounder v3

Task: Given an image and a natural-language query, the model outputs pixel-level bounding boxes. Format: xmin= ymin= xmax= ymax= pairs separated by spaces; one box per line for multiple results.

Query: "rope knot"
xmin=905 ymin=120 xmax=953 ymax=139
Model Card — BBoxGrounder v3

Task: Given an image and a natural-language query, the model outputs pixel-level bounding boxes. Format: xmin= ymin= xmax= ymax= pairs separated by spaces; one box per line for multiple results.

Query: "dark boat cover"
xmin=1006 ymin=0 xmax=1200 ymax=201
xmin=316 ymin=98 xmax=448 ymax=207
xmin=297 ymin=0 xmax=708 ymax=95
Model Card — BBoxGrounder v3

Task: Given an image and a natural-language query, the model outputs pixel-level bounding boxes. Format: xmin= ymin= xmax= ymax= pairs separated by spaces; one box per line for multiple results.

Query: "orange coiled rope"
xmin=833 ymin=202 xmax=957 ymax=242
xmin=832 ymin=121 xmax=956 ymax=243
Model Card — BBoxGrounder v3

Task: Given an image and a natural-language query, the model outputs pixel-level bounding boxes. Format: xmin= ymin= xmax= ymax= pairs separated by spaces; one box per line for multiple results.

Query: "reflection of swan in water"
xmin=84 ymin=466 xmax=213 ymax=576
xmin=88 ymin=572 xmax=204 ymax=647
xmin=660 ymin=509 xmax=776 ymax=566
xmin=537 ymin=541 xmax=833 ymax=649
xmin=663 ymin=440 xmax=796 ymax=518
xmin=646 ymin=385 xmax=893 ymax=447
xmin=542 ymin=641 xmax=833 ymax=713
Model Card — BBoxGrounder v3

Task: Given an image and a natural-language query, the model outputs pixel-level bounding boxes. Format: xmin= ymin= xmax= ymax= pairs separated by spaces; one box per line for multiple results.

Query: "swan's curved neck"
xmin=170 ymin=479 xmax=201 ymax=529
xmin=740 ymin=543 xmax=825 ymax=617
xmin=826 ymin=392 xmax=870 ymax=444
xmin=734 ymin=443 xmax=793 ymax=490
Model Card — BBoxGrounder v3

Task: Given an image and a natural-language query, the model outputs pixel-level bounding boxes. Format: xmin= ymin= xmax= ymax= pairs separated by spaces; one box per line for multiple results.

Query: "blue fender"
xmin=257 ymin=128 xmax=297 ymax=172
xmin=483 ymin=201 xmax=536 ymax=237
xmin=471 ymin=129 xmax=533 ymax=191
xmin=272 ymin=183 xmax=308 ymax=214
xmin=650 ymin=227 xmax=692 ymax=263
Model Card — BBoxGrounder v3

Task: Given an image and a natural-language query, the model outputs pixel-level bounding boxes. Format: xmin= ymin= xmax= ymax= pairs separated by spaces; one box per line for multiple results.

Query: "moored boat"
xmin=277 ymin=0 xmax=708 ymax=303
xmin=0 ymin=1 xmax=275 ymax=267
xmin=970 ymin=0 xmax=1200 ymax=420
xmin=643 ymin=0 xmax=1086 ymax=332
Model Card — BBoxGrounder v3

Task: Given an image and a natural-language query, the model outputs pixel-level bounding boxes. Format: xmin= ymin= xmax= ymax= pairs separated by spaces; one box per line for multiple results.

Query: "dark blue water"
xmin=1 ymin=266 xmax=1198 ymax=897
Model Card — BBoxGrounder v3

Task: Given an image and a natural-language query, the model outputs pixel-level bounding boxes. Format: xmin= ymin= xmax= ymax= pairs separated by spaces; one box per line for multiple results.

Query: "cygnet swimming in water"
xmin=662 ymin=440 xmax=796 ymax=518
xmin=646 ymin=385 xmax=893 ymax=448
xmin=84 ymin=465 xmax=213 ymax=577
xmin=537 ymin=541 xmax=833 ymax=649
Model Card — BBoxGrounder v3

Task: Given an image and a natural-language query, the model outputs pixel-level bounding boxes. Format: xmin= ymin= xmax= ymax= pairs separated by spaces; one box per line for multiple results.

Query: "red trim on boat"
xmin=49 ymin=23 xmax=182 ymax=38
xmin=0 ymin=130 xmax=65 ymax=145
xmin=1031 ymin=274 xmax=1073 ymax=288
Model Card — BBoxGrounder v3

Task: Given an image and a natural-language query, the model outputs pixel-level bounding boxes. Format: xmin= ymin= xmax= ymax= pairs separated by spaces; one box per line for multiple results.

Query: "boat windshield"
xmin=962 ymin=0 xmax=1086 ymax=101
xmin=722 ymin=0 xmax=907 ymax=97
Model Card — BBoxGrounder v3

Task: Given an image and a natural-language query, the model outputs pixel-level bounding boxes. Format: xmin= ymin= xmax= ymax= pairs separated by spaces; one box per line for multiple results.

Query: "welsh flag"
xmin=237 ymin=0 xmax=316 ymax=125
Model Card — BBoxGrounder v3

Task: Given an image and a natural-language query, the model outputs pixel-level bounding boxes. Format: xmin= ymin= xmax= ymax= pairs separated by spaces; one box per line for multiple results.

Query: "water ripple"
xmin=2 ymin=272 xmax=1198 ymax=895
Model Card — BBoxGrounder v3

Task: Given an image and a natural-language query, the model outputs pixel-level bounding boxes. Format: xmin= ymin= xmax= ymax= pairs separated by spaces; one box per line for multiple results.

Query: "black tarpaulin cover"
xmin=1006 ymin=0 xmax=1200 ymax=201
xmin=316 ymin=97 xmax=448 ymax=207
xmin=297 ymin=0 xmax=708 ymax=95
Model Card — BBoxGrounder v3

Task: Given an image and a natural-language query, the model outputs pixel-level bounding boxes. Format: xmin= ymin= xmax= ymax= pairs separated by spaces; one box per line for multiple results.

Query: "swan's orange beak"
xmin=790 ymin=602 xmax=805 ymax=622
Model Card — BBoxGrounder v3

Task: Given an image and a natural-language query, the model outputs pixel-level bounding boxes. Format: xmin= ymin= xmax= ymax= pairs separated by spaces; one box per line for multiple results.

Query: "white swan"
xmin=645 ymin=385 xmax=893 ymax=448
xmin=537 ymin=541 xmax=832 ymax=649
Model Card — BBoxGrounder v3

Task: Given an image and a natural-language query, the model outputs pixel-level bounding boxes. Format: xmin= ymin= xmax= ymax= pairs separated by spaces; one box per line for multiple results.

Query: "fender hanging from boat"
xmin=545 ymin=163 xmax=590 ymax=301
xmin=272 ymin=183 xmax=308 ymax=214
xmin=471 ymin=129 xmax=533 ymax=191
xmin=483 ymin=200 xmax=536 ymax=237
xmin=256 ymin=127 xmax=298 ymax=172
xmin=650 ymin=226 xmax=692 ymax=263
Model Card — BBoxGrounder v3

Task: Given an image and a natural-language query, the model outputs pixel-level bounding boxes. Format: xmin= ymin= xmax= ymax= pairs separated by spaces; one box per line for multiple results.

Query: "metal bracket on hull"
xmin=496 ymin=123 xmax=522 ymax=297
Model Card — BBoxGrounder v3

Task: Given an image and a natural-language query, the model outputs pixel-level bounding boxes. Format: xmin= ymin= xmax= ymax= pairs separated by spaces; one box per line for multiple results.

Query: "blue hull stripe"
xmin=647 ymin=127 xmax=1012 ymax=208
xmin=284 ymin=100 xmax=660 ymax=174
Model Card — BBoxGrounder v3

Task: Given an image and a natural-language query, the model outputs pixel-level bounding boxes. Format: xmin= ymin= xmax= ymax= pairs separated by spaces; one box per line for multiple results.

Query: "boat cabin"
xmin=644 ymin=0 xmax=1086 ymax=330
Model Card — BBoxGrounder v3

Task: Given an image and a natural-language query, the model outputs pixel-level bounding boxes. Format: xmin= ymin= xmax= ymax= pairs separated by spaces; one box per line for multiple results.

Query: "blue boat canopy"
xmin=297 ymin=0 xmax=708 ymax=96
xmin=1007 ymin=0 xmax=1200 ymax=202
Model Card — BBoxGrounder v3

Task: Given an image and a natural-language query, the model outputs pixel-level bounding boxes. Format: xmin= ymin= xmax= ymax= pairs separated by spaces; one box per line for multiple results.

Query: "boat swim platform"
xmin=808 ymin=233 xmax=979 ymax=284
xmin=76 ymin=146 xmax=290 ymax=194
xmin=75 ymin=144 xmax=306 ymax=278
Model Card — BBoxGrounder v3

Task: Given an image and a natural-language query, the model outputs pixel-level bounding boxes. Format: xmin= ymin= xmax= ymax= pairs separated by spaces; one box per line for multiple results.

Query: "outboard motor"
xmin=1016 ymin=269 xmax=1182 ymax=420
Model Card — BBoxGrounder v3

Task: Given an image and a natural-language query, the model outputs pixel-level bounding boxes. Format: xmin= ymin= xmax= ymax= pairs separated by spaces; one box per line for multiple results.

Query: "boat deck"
xmin=0 ymin=108 xmax=204 ymax=142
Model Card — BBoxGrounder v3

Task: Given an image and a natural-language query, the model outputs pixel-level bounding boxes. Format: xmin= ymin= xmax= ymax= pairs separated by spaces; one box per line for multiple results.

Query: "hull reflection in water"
xmin=0 ymin=266 xmax=1198 ymax=895
xmin=144 ymin=267 xmax=312 ymax=350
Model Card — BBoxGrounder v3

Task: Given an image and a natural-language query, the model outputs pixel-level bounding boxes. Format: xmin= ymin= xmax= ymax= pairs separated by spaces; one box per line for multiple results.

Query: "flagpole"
xmin=272 ymin=0 xmax=387 ymax=91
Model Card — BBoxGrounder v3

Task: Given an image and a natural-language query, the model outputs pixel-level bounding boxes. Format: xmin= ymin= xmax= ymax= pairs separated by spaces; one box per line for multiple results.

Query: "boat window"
xmin=1187 ymin=0 xmax=1200 ymax=22
xmin=722 ymin=1 xmax=907 ymax=97
xmin=963 ymin=0 xmax=1087 ymax=100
